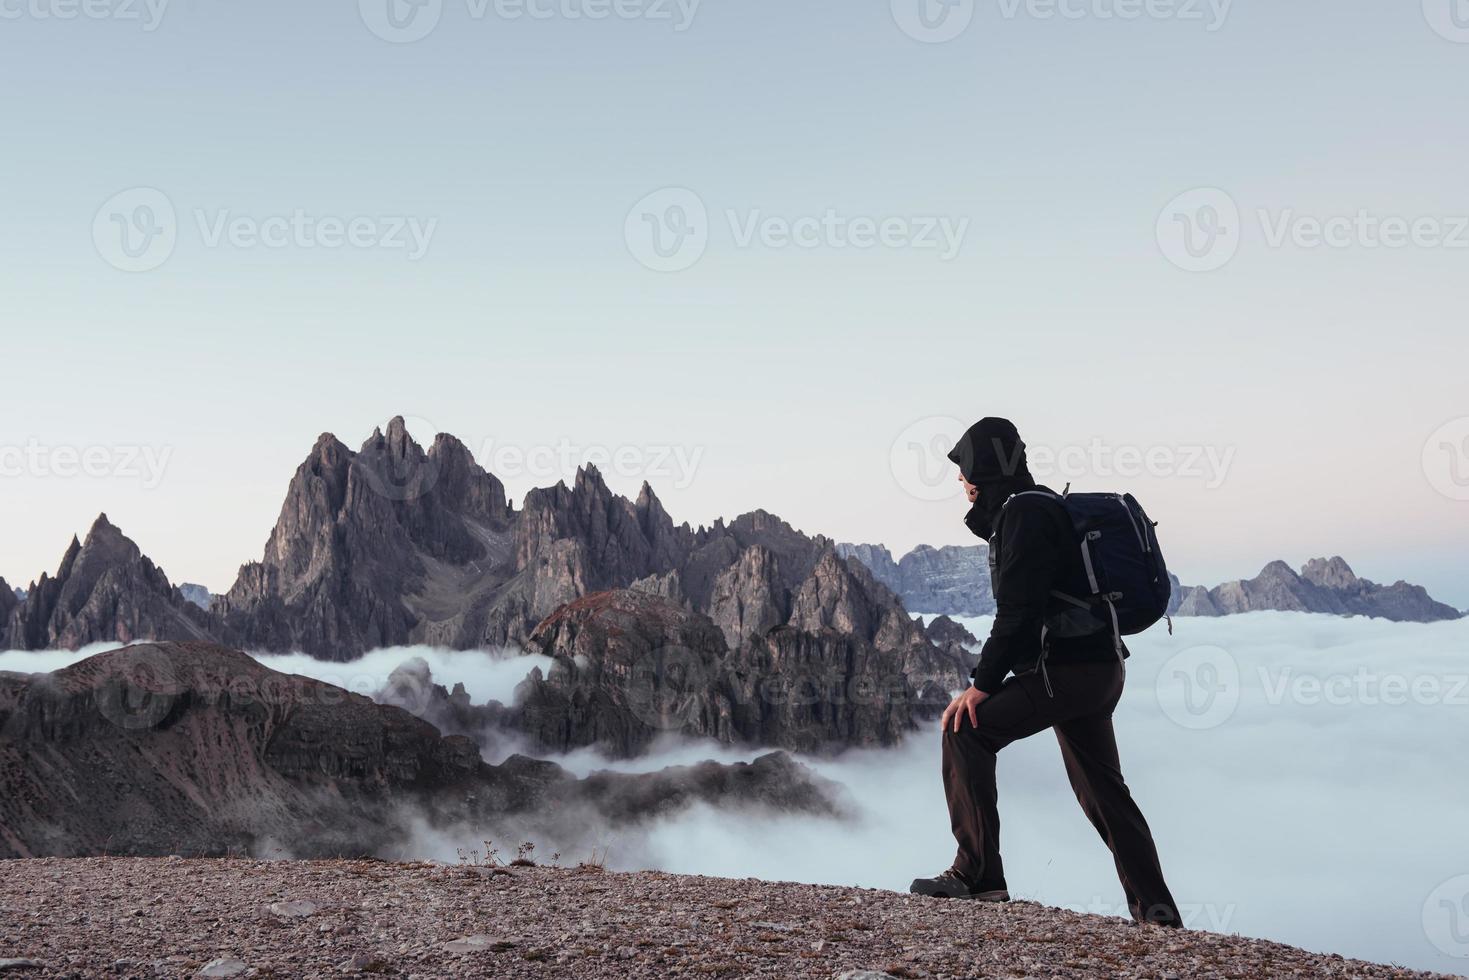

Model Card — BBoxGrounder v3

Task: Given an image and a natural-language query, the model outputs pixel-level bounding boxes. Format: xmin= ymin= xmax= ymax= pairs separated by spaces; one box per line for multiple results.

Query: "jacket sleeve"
xmin=972 ymin=499 xmax=1063 ymax=693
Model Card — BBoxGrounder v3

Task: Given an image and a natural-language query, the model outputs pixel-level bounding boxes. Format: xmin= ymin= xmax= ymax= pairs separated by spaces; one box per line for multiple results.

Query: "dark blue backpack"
xmin=998 ymin=489 xmax=1173 ymax=652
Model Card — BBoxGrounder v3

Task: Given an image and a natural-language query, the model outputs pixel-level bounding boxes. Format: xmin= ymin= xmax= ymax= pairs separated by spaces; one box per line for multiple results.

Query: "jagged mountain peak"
xmin=83 ymin=513 xmax=135 ymax=552
xmin=3 ymin=515 xmax=210 ymax=651
xmin=573 ymin=462 xmax=610 ymax=494
xmin=1300 ymin=556 xmax=1359 ymax=589
xmin=427 ymin=430 xmax=471 ymax=460
xmin=306 ymin=430 xmax=352 ymax=464
xmin=634 ymin=479 xmax=662 ymax=509
xmin=358 ymin=417 xmax=428 ymax=466
xmin=385 ymin=415 xmax=417 ymax=454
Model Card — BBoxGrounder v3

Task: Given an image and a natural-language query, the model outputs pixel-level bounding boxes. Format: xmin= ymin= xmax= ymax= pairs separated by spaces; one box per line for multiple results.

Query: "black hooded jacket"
xmin=949 ymin=419 xmax=1125 ymax=694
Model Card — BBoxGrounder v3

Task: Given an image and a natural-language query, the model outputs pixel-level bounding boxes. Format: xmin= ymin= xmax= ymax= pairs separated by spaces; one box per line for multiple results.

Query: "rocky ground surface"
xmin=0 ymin=858 xmax=1450 ymax=979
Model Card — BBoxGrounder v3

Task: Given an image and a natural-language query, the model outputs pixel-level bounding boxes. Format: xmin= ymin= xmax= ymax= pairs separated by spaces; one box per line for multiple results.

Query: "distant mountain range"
xmin=0 ymin=418 xmax=974 ymax=756
xmin=837 ymin=543 xmax=1462 ymax=624
xmin=177 ymin=583 xmax=213 ymax=610
xmin=1169 ymin=556 xmax=1462 ymax=622
xmin=836 ymin=543 xmax=992 ymax=619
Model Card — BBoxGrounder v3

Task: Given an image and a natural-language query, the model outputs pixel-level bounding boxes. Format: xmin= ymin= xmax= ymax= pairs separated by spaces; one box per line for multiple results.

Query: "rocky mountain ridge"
xmin=0 ymin=642 xmax=837 ymax=859
xmin=381 ymin=598 xmax=979 ymax=760
xmin=1174 ymin=555 xmax=1461 ymax=622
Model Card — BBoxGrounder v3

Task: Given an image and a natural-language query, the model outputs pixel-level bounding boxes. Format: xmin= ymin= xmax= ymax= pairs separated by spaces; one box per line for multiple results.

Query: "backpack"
xmin=994 ymin=489 xmax=1173 ymax=654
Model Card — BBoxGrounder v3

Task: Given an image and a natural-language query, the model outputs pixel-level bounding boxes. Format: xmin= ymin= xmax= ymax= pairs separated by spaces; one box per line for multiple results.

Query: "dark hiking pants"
xmin=941 ymin=659 xmax=1183 ymax=927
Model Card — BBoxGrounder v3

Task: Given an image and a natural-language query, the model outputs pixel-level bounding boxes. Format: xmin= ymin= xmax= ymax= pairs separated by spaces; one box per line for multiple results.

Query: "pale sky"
xmin=1 ymin=0 xmax=1466 ymax=605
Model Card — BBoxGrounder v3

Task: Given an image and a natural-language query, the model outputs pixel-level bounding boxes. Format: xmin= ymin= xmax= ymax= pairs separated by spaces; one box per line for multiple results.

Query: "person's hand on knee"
xmin=941 ymin=686 xmax=990 ymax=733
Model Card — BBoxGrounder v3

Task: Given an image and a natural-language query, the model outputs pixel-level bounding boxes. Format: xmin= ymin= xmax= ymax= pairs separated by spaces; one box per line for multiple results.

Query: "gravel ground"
xmin=0 ymin=858 xmax=1450 ymax=979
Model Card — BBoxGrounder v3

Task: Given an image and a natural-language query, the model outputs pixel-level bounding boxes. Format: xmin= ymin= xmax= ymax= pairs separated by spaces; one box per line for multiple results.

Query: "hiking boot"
xmin=908 ymin=868 xmax=1010 ymax=901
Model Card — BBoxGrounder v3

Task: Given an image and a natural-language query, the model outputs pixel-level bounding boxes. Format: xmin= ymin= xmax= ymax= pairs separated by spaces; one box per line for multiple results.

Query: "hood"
xmin=948 ymin=418 xmax=1036 ymax=541
xmin=947 ymin=417 xmax=1032 ymax=484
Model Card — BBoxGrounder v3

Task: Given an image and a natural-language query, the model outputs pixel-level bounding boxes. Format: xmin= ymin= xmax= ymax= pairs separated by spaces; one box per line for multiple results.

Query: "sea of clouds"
xmin=3 ymin=613 xmax=1466 ymax=973
xmin=532 ymin=612 xmax=1469 ymax=975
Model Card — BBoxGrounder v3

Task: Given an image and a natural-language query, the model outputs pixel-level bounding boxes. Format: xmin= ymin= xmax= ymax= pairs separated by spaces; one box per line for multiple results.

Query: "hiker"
xmin=909 ymin=417 xmax=1183 ymax=928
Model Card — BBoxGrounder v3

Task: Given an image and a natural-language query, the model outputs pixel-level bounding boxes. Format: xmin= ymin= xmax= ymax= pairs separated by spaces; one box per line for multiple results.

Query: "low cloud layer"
xmin=2 ymin=615 xmax=1464 ymax=973
xmin=596 ymin=613 xmax=1469 ymax=975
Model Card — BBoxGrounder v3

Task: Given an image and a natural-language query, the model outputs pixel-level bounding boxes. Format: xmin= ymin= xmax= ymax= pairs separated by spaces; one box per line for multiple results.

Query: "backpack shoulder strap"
xmin=1000 ymin=489 xmax=1064 ymax=511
